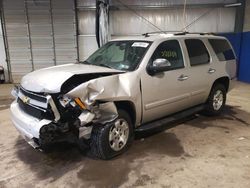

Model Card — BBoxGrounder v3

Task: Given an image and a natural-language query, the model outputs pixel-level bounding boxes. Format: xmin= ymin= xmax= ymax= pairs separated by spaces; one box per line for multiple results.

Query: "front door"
xmin=141 ymin=39 xmax=192 ymax=123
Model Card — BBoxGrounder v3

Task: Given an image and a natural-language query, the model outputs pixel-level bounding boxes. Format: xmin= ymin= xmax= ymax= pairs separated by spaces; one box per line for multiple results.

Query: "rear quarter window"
xmin=208 ymin=39 xmax=235 ymax=61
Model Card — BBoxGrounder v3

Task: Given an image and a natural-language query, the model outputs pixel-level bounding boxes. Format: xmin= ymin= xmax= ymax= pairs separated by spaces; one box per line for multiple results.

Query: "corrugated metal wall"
xmin=77 ymin=0 xmax=237 ymax=61
xmin=2 ymin=0 xmax=78 ymax=83
xmin=244 ymin=0 xmax=250 ymax=32
xmin=111 ymin=8 xmax=236 ymax=35
xmin=2 ymin=0 xmax=239 ymax=82
xmin=78 ymin=10 xmax=98 ymax=60
xmin=0 ymin=18 xmax=8 ymax=82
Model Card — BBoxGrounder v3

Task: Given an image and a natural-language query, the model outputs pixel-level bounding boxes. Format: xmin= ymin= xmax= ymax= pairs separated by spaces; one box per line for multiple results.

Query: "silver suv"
xmin=11 ymin=32 xmax=237 ymax=159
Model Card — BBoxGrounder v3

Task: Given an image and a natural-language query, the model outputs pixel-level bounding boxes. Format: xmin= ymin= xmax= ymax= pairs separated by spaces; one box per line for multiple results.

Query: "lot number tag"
xmin=132 ymin=42 xmax=149 ymax=48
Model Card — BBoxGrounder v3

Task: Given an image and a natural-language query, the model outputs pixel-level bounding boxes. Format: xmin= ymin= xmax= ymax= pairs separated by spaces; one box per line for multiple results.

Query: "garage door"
xmin=2 ymin=0 xmax=78 ymax=83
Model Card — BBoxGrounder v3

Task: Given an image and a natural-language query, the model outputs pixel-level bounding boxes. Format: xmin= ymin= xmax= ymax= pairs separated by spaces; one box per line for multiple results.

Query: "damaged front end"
xmin=10 ymin=81 xmax=121 ymax=150
xmin=38 ymin=100 xmax=118 ymax=149
xmin=10 ymin=61 xmax=141 ymax=152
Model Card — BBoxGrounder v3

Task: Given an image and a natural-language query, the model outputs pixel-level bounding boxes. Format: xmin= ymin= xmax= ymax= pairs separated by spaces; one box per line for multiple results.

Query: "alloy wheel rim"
xmin=109 ymin=118 xmax=129 ymax=151
xmin=213 ymin=90 xmax=223 ymax=111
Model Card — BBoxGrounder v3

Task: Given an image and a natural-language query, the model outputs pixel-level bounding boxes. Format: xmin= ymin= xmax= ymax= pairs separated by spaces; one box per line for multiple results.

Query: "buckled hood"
xmin=21 ymin=63 xmax=123 ymax=93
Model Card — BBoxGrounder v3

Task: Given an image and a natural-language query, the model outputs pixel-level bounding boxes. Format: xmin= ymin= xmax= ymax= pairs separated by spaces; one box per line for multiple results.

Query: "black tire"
xmin=77 ymin=138 xmax=90 ymax=152
xmin=204 ymin=84 xmax=226 ymax=116
xmin=90 ymin=109 xmax=134 ymax=159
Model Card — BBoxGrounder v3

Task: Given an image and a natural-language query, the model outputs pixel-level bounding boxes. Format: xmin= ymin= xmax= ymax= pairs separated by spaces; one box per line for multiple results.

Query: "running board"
xmin=135 ymin=105 xmax=205 ymax=132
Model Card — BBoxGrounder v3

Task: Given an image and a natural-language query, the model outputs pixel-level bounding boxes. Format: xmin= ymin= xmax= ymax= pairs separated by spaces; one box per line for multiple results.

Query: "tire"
xmin=204 ymin=84 xmax=226 ymax=116
xmin=90 ymin=109 xmax=134 ymax=159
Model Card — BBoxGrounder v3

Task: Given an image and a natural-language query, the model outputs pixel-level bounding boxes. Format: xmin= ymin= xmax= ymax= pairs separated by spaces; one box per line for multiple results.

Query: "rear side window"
xmin=185 ymin=39 xmax=210 ymax=66
xmin=208 ymin=39 xmax=235 ymax=61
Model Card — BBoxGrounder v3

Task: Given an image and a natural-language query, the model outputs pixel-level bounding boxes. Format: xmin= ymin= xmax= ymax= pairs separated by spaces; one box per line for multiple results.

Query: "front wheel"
xmin=204 ymin=84 xmax=226 ymax=116
xmin=90 ymin=109 xmax=134 ymax=159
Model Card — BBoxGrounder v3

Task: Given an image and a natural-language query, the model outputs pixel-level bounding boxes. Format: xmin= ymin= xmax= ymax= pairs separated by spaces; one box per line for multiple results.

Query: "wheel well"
xmin=114 ymin=101 xmax=136 ymax=127
xmin=212 ymin=77 xmax=230 ymax=92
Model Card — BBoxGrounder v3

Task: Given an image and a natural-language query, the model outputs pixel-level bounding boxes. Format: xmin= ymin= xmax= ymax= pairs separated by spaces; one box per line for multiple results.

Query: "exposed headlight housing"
xmin=59 ymin=95 xmax=74 ymax=107
xmin=74 ymin=98 xmax=87 ymax=110
xmin=59 ymin=96 xmax=87 ymax=110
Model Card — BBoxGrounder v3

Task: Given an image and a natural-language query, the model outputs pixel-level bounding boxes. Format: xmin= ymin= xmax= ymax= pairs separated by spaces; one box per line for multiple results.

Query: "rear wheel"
xmin=204 ymin=84 xmax=226 ymax=116
xmin=90 ymin=109 xmax=134 ymax=159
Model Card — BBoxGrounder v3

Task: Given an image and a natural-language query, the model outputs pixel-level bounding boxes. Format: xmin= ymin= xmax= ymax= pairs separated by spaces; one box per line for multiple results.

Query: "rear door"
xmin=182 ymin=38 xmax=213 ymax=104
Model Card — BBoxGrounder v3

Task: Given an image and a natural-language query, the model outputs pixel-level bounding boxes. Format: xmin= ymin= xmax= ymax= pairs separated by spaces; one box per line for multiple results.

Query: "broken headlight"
xmin=74 ymin=98 xmax=87 ymax=109
xmin=59 ymin=95 xmax=75 ymax=108
xmin=59 ymin=95 xmax=87 ymax=110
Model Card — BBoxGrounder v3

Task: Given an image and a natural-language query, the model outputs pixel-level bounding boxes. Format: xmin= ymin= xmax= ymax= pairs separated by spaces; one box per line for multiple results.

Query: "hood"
xmin=21 ymin=63 xmax=123 ymax=93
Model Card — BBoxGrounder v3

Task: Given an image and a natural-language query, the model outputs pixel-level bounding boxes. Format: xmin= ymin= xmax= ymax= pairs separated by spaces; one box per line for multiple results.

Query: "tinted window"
xmin=185 ymin=39 xmax=210 ymax=66
xmin=150 ymin=40 xmax=184 ymax=70
xmin=208 ymin=39 xmax=235 ymax=61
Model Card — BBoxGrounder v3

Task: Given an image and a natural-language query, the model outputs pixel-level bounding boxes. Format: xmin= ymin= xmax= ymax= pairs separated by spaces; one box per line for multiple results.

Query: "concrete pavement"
xmin=0 ymin=81 xmax=250 ymax=188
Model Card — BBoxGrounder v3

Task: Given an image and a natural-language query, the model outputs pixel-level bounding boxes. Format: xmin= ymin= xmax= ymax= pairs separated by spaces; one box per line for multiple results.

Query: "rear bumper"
xmin=10 ymin=100 xmax=52 ymax=148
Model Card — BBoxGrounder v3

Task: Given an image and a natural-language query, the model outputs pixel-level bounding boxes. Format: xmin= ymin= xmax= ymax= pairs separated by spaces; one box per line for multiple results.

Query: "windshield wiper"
xmin=98 ymin=63 xmax=113 ymax=69
xmin=80 ymin=61 xmax=114 ymax=69
xmin=79 ymin=60 xmax=92 ymax=65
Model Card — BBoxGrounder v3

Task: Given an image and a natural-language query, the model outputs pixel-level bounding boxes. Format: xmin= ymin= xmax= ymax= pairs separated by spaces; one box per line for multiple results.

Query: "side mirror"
xmin=147 ymin=58 xmax=171 ymax=75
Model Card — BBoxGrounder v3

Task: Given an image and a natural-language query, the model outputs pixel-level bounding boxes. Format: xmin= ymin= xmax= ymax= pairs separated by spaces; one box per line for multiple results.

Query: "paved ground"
xmin=0 ymin=82 xmax=250 ymax=188
xmin=0 ymin=84 xmax=13 ymax=111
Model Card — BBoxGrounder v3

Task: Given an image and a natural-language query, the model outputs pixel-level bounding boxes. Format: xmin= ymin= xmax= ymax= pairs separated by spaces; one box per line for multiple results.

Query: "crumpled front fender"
xmin=65 ymin=72 xmax=142 ymax=125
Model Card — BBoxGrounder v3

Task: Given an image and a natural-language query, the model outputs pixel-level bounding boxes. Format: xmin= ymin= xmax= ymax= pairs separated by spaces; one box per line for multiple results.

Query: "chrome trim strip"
xmin=145 ymin=93 xmax=190 ymax=110
xmin=191 ymin=89 xmax=205 ymax=96
xmin=18 ymin=91 xmax=48 ymax=109
xmin=20 ymin=86 xmax=47 ymax=101
xmin=19 ymin=99 xmax=47 ymax=113
xmin=46 ymin=95 xmax=60 ymax=122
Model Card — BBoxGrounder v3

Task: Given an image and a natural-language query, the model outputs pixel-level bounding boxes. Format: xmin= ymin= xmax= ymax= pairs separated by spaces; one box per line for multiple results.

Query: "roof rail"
xmin=142 ymin=31 xmax=216 ymax=37
xmin=142 ymin=31 xmax=183 ymax=37
xmin=174 ymin=32 xmax=216 ymax=36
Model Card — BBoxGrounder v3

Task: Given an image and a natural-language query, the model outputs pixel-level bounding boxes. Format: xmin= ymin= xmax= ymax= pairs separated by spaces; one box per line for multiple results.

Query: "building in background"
xmin=0 ymin=0 xmax=78 ymax=83
xmin=0 ymin=17 xmax=8 ymax=82
xmin=0 ymin=0 xmax=249 ymax=83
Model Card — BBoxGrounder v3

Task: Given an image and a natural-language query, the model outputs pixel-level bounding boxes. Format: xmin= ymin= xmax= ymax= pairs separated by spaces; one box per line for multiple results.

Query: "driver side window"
xmin=150 ymin=40 xmax=184 ymax=70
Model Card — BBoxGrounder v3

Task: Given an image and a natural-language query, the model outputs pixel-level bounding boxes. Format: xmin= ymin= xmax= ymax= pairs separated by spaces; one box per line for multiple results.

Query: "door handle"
xmin=178 ymin=74 xmax=189 ymax=81
xmin=208 ymin=68 xmax=216 ymax=74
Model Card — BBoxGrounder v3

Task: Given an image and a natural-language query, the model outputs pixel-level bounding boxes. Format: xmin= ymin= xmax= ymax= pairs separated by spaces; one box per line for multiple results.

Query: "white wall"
xmin=77 ymin=0 xmax=237 ymax=61
xmin=110 ymin=8 xmax=236 ymax=35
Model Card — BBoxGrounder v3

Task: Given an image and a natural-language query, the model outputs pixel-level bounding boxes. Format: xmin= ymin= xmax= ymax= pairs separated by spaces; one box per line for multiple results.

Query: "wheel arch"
xmin=211 ymin=76 xmax=230 ymax=93
xmin=114 ymin=100 xmax=136 ymax=128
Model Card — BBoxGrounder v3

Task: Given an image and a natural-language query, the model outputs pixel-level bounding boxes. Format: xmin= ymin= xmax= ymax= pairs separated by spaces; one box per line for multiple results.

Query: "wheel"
xmin=90 ymin=109 xmax=134 ymax=159
xmin=204 ymin=84 xmax=226 ymax=116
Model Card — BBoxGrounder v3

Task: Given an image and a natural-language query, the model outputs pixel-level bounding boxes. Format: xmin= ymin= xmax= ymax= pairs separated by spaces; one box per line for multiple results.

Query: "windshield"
xmin=81 ymin=41 xmax=151 ymax=71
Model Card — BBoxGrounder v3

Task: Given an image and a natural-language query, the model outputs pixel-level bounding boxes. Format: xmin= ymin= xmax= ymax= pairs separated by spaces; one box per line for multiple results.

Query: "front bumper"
xmin=11 ymin=95 xmax=119 ymax=149
xmin=10 ymin=100 xmax=52 ymax=148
